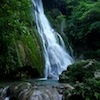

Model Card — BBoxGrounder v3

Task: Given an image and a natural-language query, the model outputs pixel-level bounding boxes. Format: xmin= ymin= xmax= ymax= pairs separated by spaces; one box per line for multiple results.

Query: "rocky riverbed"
xmin=0 ymin=81 xmax=73 ymax=100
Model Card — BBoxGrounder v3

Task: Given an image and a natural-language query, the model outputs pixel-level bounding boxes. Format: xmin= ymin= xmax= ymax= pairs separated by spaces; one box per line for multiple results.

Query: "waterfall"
xmin=32 ymin=0 xmax=74 ymax=79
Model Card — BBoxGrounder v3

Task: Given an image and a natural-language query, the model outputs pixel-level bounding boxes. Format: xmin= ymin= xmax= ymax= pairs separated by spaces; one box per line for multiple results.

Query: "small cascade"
xmin=0 ymin=86 xmax=9 ymax=100
xmin=32 ymin=0 xmax=74 ymax=79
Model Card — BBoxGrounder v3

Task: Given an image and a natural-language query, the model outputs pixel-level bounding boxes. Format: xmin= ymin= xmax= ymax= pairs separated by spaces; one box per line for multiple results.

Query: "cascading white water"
xmin=32 ymin=0 xmax=74 ymax=79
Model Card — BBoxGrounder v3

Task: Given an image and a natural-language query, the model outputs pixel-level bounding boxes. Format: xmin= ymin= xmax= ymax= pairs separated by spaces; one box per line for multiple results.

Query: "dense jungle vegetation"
xmin=0 ymin=0 xmax=100 ymax=99
xmin=0 ymin=0 xmax=100 ymax=79
xmin=0 ymin=0 xmax=44 ymax=80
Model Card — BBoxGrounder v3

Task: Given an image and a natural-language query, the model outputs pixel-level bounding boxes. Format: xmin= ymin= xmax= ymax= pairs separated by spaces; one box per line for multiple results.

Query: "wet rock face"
xmin=0 ymin=82 xmax=63 ymax=100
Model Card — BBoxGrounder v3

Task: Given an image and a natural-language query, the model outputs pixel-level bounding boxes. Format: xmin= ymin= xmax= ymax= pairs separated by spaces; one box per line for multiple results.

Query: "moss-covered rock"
xmin=59 ymin=59 xmax=100 ymax=100
xmin=59 ymin=59 xmax=100 ymax=83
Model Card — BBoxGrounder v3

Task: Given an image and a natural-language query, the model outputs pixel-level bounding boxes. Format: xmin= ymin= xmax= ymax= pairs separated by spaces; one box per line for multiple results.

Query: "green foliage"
xmin=66 ymin=1 xmax=100 ymax=59
xmin=64 ymin=78 xmax=100 ymax=100
xmin=0 ymin=0 xmax=44 ymax=80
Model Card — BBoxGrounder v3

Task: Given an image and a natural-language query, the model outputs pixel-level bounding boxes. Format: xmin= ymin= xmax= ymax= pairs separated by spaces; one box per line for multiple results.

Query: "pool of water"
xmin=26 ymin=78 xmax=59 ymax=85
xmin=0 ymin=78 xmax=60 ymax=88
